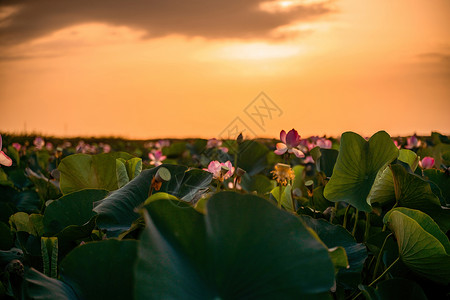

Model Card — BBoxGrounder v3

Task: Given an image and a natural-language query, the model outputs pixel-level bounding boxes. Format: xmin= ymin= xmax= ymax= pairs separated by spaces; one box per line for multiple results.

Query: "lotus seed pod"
xmin=5 ymin=259 xmax=24 ymax=277
xmin=235 ymin=167 xmax=246 ymax=177
xmin=155 ymin=167 xmax=171 ymax=182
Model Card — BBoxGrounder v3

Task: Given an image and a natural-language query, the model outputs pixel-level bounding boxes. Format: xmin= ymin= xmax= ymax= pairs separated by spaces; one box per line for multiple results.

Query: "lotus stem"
xmin=278 ymin=183 xmax=282 ymax=208
xmin=364 ymin=212 xmax=370 ymax=242
xmin=330 ymin=202 xmax=338 ymax=224
xmin=352 ymin=208 xmax=359 ymax=237
xmin=372 ymin=233 xmax=393 ymax=281
xmin=351 ymin=257 xmax=399 ymax=300
xmin=343 ymin=205 xmax=351 ymax=229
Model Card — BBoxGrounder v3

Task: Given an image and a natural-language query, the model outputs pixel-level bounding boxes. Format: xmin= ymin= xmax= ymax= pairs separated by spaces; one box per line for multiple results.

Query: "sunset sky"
xmin=0 ymin=0 xmax=449 ymax=140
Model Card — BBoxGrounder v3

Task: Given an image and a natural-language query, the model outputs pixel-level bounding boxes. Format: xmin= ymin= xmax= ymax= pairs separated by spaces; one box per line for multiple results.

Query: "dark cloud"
xmin=416 ymin=51 xmax=450 ymax=79
xmin=0 ymin=0 xmax=333 ymax=45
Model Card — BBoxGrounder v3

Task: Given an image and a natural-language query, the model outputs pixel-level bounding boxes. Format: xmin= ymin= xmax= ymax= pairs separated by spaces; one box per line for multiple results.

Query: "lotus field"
xmin=0 ymin=130 xmax=449 ymax=299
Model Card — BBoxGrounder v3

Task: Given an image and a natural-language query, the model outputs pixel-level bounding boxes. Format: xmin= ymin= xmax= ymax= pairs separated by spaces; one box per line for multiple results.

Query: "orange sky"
xmin=0 ymin=0 xmax=449 ymax=140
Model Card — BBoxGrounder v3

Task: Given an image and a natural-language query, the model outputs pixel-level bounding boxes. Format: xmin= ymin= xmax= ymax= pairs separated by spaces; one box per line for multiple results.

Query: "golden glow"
xmin=260 ymin=0 xmax=329 ymax=13
xmin=0 ymin=0 xmax=449 ymax=139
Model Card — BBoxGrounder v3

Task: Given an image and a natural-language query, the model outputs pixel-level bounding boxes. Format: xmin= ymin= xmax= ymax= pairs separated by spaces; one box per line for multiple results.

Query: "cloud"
xmin=0 ymin=0 xmax=334 ymax=45
xmin=416 ymin=51 xmax=450 ymax=79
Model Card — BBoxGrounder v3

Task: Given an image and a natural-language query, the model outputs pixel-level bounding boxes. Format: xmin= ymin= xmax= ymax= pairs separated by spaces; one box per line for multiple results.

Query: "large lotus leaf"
xmin=424 ymin=169 xmax=450 ymax=206
xmin=58 ymin=239 xmax=137 ymax=299
xmin=9 ymin=212 xmax=36 ymax=235
xmin=398 ymin=149 xmax=419 ymax=171
xmin=135 ymin=192 xmax=335 ymax=299
xmin=43 ymin=189 xmax=109 ymax=236
xmin=313 ymin=186 xmax=333 ymax=212
xmin=93 ymin=165 xmax=212 ymax=234
xmin=240 ymin=173 xmax=274 ymax=195
xmin=359 ymin=278 xmax=427 ymax=300
xmin=310 ymin=147 xmax=339 ymax=178
xmin=25 ymin=168 xmax=62 ymax=201
xmin=384 ymin=207 xmax=450 ymax=284
xmin=301 ymin=216 xmax=367 ymax=289
xmin=56 ymin=217 xmax=97 ymax=259
xmin=116 ymin=157 xmax=142 ymax=188
xmin=388 ymin=164 xmax=450 ymax=232
xmin=237 ymin=141 xmax=269 ymax=175
xmin=0 ymin=222 xmax=13 ymax=250
xmin=22 ymin=267 xmax=78 ymax=300
xmin=14 ymin=190 xmax=41 ymax=214
xmin=58 ymin=152 xmax=134 ymax=194
xmin=368 ymin=150 xmax=420 ymax=206
xmin=324 ymin=131 xmax=399 ymax=212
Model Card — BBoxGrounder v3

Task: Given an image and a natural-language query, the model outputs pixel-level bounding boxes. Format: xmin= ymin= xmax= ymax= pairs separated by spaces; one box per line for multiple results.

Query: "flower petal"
xmin=290 ymin=148 xmax=305 ymax=158
xmin=280 ymin=130 xmax=286 ymax=144
xmin=274 ymin=143 xmax=288 ymax=155
xmin=286 ymin=129 xmax=301 ymax=148
xmin=0 ymin=151 xmax=12 ymax=166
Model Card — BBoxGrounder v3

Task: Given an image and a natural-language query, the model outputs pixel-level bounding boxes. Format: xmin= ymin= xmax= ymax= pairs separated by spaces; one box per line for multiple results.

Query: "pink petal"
xmin=286 ymin=129 xmax=301 ymax=148
xmin=274 ymin=143 xmax=288 ymax=155
xmin=0 ymin=134 xmax=2 ymax=149
xmin=290 ymin=148 xmax=305 ymax=158
xmin=421 ymin=157 xmax=435 ymax=169
xmin=0 ymin=151 xmax=12 ymax=167
xmin=280 ymin=130 xmax=286 ymax=144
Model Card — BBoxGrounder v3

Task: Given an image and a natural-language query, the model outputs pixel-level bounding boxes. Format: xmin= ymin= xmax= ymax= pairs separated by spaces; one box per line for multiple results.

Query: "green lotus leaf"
xmin=57 ymin=239 xmax=138 ymax=299
xmin=0 ymin=222 xmax=13 ymax=250
xmin=22 ymin=239 xmax=138 ymax=299
xmin=424 ymin=169 xmax=450 ymax=206
xmin=324 ymin=131 xmax=399 ymax=212
xmin=301 ymin=216 xmax=367 ymax=289
xmin=22 ymin=267 xmax=78 ymax=300
xmin=310 ymin=147 xmax=339 ymax=178
xmin=116 ymin=157 xmax=142 ymax=188
xmin=398 ymin=149 xmax=419 ymax=171
xmin=389 ymin=164 xmax=450 ymax=232
xmin=240 ymin=173 xmax=274 ymax=195
xmin=237 ymin=141 xmax=269 ymax=176
xmin=359 ymin=278 xmax=427 ymax=300
xmin=43 ymin=189 xmax=109 ymax=236
xmin=313 ymin=186 xmax=333 ymax=212
xmin=93 ymin=165 xmax=212 ymax=234
xmin=384 ymin=207 xmax=450 ymax=284
xmin=58 ymin=152 xmax=134 ymax=194
xmin=135 ymin=192 xmax=335 ymax=299
xmin=25 ymin=168 xmax=62 ymax=202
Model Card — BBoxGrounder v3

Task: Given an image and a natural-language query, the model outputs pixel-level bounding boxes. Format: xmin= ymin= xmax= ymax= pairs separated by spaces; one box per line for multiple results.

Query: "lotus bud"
xmin=236 ymin=133 xmax=244 ymax=145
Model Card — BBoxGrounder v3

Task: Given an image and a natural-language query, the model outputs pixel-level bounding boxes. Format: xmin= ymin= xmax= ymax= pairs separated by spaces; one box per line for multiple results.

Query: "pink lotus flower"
xmin=316 ymin=138 xmax=332 ymax=149
xmin=420 ymin=156 xmax=435 ymax=169
xmin=274 ymin=129 xmax=305 ymax=158
xmin=149 ymin=150 xmax=166 ymax=166
xmin=12 ymin=143 xmax=21 ymax=151
xmin=304 ymin=156 xmax=315 ymax=164
xmin=45 ymin=142 xmax=53 ymax=151
xmin=34 ymin=137 xmax=45 ymax=150
xmin=204 ymin=160 xmax=234 ymax=181
xmin=405 ymin=135 xmax=421 ymax=149
xmin=392 ymin=140 xmax=401 ymax=149
xmin=0 ymin=135 xmax=12 ymax=167
xmin=206 ymin=138 xmax=229 ymax=153
xmin=155 ymin=139 xmax=170 ymax=149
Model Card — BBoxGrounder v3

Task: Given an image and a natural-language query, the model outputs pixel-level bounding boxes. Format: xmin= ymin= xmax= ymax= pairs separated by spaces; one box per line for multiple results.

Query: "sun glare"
xmin=215 ymin=43 xmax=304 ymax=60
